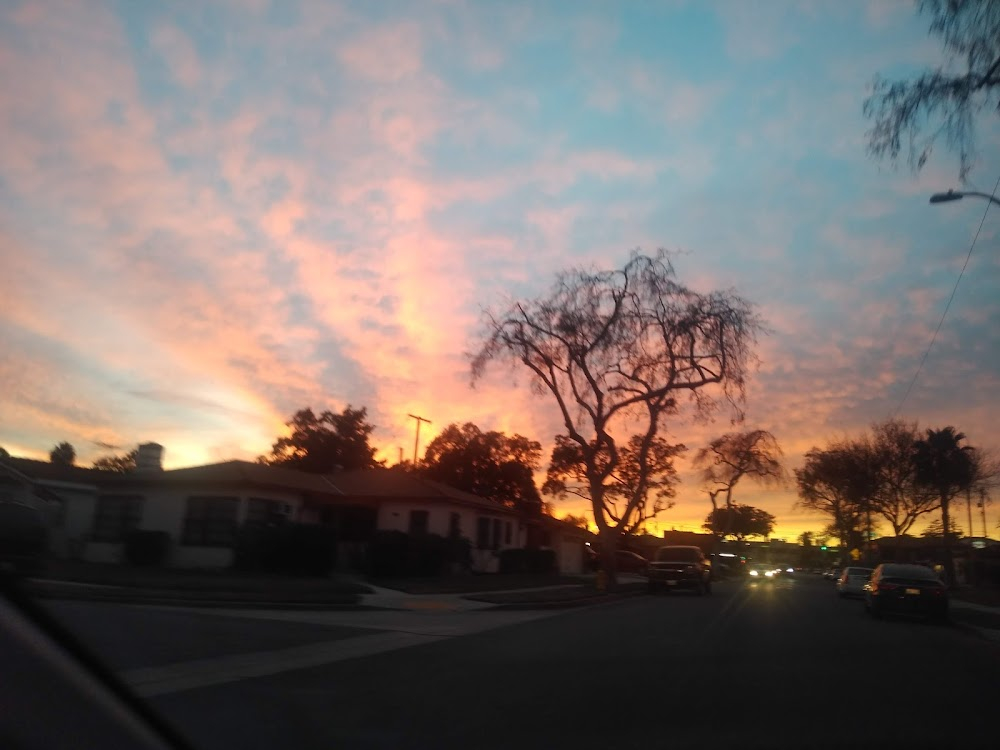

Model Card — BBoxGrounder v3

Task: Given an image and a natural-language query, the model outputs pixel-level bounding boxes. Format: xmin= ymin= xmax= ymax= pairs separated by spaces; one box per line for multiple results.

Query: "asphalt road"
xmin=47 ymin=575 xmax=1000 ymax=750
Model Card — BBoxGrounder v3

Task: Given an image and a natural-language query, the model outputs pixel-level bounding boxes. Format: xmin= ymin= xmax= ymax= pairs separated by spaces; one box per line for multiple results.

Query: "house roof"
xmin=527 ymin=515 xmax=596 ymax=540
xmin=0 ymin=457 xmax=113 ymax=486
xmin=0 ymin=457 xmax=343 ymax=496
xmin=320 ymin=467 xmax=518 ymax=515
xmin=158 ymin=461 xmax=343 ymax=495
xmin=1 ymin=456 xmax=518 ymax=513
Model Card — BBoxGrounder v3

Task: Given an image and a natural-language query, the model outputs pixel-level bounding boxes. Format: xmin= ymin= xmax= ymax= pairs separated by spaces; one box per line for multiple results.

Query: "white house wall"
xmin=79 ymin=485 xmax=309 ymax=569
xmin=376 ymin=501 xmax=525 ymax=573
xmin=47 ymin=485 xmax=98 ymax=558
xmin=377 ymin=502 xmax=481 ymax=538
xmin=556 ymin=534 xmax=585 ymax=575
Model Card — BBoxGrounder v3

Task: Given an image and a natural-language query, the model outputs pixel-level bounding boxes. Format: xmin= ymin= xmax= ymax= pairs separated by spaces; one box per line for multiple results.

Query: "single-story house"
xmin=523 ymin=515 xmax=595 ymax=575
xmin=1 ymin=446 xmax=345 ymax=569
xmin=309 ymin=468 xmax=525 ymax=572
xmin=1 ymin=444 xmax=569 ymax=573
xmin=0 ymin=456 xmax=110 ymax=559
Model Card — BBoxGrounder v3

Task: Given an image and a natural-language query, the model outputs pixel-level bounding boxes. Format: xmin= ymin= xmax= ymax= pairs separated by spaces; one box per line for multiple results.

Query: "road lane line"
xmin=122 ymin=631 xmax=446 ymax=698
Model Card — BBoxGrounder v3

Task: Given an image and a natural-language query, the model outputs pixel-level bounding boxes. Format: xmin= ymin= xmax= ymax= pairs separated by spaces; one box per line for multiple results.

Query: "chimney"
xmin=135 ymin=442 xmax=164 ymax=473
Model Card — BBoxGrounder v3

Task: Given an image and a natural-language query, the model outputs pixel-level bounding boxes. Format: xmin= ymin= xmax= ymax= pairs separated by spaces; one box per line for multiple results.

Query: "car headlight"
xmin=765 ymin=571 xmax=774 ymax=577
xmin=749 ymin=570 xmax=758 ymax=576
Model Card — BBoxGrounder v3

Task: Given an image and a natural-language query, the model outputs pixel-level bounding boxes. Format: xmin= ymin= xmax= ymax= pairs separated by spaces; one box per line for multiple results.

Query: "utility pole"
xmin=967 ymin=488 xmax=974 ymax=541
xmin=407 ymin=414 xmax=431 ymax=465
xmin=967 ymin=487 xmax=976 ymax=586
xmin=979 ymin=488 xmax=989 ymax=538
xmin=398 ymin=446 xmax=403 ymax=466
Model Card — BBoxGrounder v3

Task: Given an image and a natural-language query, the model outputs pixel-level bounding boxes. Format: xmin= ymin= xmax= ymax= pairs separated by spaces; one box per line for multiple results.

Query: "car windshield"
xmin=656 ymin=548 xmax=700 ymax=562
xmin=882 ymin=566 xmax=940 ymax=581
xmin=2 ymin=1 xmax=999 ymax=748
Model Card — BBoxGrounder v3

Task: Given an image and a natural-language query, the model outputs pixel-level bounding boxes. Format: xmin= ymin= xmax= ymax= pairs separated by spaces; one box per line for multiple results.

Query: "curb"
xmin=24 ymin=580 xmax=654 ymax=613
xmin=472 ymin=587 xmax=647 ymax=611
xmin=949 ymin=615 xmax=1000 ymax=643
xmin=21 ymin=584 xmax=378 ymax=610
xmin=25 ymin=586 xmax=370 ymax=611
xmin=27 ymin=584 xmax=622 ymax=613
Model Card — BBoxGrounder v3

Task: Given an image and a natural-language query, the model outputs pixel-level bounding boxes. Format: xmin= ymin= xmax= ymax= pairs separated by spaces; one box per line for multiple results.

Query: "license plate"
xmin=905 ymin=588 xmax=920 ymax=595
xmin=667 ymin=580 xmax=677 ymax=586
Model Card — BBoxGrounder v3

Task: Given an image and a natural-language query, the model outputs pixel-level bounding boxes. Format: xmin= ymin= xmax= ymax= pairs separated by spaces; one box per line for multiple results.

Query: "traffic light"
xmin=820 ymin=546 xmax=827 ymax=551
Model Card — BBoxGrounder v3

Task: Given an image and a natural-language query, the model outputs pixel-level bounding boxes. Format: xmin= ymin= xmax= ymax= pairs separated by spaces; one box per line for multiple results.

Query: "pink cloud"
xmin=338 ymin=22 xmax=424 ymax=82
xmin=151 ymin=23 xmax=201 ymax=88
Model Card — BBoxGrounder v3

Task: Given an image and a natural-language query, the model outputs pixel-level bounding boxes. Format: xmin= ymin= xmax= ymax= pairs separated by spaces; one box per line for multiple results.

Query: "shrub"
xmin=499 ymin=548 xmax=556 ymax=575
xmin=368 ymin=530 xmax=410 ymax=577
xmin=368 ymin=532 xmax=474 ymax=577
xmin=233 ymin=522 xmax=337 ymax=576
xmin=123 ymin=530 xmax=170 ymax=567
xmin=498 ymin=548 xmax=527 ymax=574
xmin=284 ymin=523 xmax=338 ymax=576
xmin=446 ymin=535 xmax=472 ymax=571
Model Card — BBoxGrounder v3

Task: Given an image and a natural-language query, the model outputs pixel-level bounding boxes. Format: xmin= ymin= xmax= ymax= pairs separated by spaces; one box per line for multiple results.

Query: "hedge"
xmin=233 ymin=522 xmax=337 ymax=576
xmin=368 ymin=531 xmax=472 ymax=577
xmin=498 ymin=548 xmax=557 ymax=575
xmin=123 ymin=530 xmax=170 ymax=567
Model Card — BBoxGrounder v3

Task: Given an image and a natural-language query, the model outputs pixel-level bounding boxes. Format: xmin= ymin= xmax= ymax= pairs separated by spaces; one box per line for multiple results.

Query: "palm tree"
xmin=913 ymin=427 xmax=975 ymax=585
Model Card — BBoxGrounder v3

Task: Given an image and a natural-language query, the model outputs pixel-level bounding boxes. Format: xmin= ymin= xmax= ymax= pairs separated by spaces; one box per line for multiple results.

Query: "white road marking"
xmin=123 ymin=631 xmax=445 ymax=697
xmin=129 ymin=604 xmax=563 ymax=637
xmin=117 ymin=605 xmax=572 ymax=696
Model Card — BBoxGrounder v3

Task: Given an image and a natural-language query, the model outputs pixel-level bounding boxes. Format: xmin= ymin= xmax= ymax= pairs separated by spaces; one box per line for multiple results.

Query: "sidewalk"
xmin=949 ymin=598 xmax=1000 ymax=641
xmin=19 ymin=561 xmax=645 ymax=611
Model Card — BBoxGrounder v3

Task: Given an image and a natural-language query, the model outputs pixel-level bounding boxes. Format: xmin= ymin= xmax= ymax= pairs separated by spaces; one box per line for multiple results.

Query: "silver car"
xmin=836 ymin=566 xmax=873 ymax=598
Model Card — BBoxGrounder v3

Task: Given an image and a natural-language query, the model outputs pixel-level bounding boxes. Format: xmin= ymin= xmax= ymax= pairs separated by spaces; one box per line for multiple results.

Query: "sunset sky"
xmin=2 ymin=0 xmax=998 ymax=540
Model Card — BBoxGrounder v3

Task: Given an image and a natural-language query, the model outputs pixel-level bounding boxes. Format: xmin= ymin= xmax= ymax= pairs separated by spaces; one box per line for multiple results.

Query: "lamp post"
xmin=929 ymin=189 xmax=1000 ymax=208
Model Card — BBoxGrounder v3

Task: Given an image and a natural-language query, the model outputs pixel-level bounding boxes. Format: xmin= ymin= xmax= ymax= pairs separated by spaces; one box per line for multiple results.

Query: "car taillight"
xmin=929 ymin=586 xmax=945 ymax=596
xmin=876 ymin=582 xmax=898 ymax=592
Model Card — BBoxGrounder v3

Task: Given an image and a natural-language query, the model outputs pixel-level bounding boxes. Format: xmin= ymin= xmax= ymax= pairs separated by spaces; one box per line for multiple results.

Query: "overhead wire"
xmin=891 ymin=172 xmax=1000 ymax=417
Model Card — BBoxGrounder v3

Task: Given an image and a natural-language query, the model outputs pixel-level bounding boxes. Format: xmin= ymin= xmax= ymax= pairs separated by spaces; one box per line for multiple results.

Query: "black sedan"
xmin=863 ymin=563 xmax=948 ymax=622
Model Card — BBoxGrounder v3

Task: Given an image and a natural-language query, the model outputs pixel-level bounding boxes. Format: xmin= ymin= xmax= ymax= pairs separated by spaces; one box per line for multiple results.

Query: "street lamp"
xmin=929 ymin=189 xmax=1000 ymax=207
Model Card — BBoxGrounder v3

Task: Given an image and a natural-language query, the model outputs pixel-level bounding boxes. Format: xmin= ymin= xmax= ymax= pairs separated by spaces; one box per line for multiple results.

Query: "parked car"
xmin=863 ymin=563 xmax=948 ymax=622
xmin=615 ymin=550 xmax=648 ymax=574
xmin=647 ymin=546 xmax=711 ymax=594
xmin=586 ymin=547 xmax=648 ymax=574
xmin=835 ymin=566 xmax=873 ymax=598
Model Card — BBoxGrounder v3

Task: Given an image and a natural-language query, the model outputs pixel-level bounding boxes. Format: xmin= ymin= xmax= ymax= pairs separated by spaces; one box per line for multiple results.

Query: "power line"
xmin=892 ymin=173 xmax=1000 ymax=417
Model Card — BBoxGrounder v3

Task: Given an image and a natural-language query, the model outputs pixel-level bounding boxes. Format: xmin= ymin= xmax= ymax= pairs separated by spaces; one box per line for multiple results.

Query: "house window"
xmin=246 ymin=497 xmax=287 ymax=524
xmin=504 ymin=521 xmax=512 ymax=545
xmin=491 ymin=519 xmax=501 ymax=550
xmin=476 ymin=517 xmax=490 ymax=549
xmin=182 ymin=496 xmax=239 ymax=547
xmin=449 ymin=512 xmax=461 ymax=538
xmin=409 ymin=509 xmax=429 ymax=536
xmin=92 ymin=495 xmax=143 ymax=543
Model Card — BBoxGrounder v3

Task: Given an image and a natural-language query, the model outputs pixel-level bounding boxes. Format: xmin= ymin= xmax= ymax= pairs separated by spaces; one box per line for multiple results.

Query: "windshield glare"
xmin=656 ymin=548 xmax=701 ymax=562
xmin=1 ymin=1 xmax=998 ymax=748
